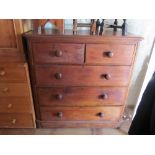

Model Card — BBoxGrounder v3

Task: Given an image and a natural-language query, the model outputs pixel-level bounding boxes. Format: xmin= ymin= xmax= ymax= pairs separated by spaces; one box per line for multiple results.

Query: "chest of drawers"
xmin=0 ymin=19 xmax=36 ymax=128
xmin=24 ymin=30 xmax=142 ymax=128
xmin=0 ymin=63 xmax=35 ymax=128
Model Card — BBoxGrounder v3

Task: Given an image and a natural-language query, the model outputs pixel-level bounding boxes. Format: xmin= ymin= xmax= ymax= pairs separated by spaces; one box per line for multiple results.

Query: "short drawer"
xmin=0 ymin=64 xmax=27 ymax=83
xmin=40 ymin=106 xmax=122 ymax=121
xmin=86 ymin=44 xmax=135 ymax=65
xmin=0 ymin=97 xmax=32 ymax=113
xmin=38 ymin=87 xmax=126 ymax=106
xmin=0 ymin=113 xmax=34 ymax=128
xmin=35 ymin=65 xmax=131 ymax=86
xmin=0 ymin=83 xmax=29 ymax=97
xmin=32 ymin=43 xmax=84 ymax=64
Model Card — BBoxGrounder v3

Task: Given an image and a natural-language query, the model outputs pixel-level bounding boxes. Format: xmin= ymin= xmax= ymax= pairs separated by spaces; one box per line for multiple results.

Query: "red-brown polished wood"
xmin=86 ymin=44 xmax=135 ymax=65
xmin=32 ymin=43 xmax=84 ymax=64
xmin=24 ymin=29 xmax=142 ymax=128
xmin=40 ymin=106 xmax=122 ymax=121
xmin=35 ymin=65 xmax=131 ymax=87
xmin=38 ymin=87 xmax=126 ymax=106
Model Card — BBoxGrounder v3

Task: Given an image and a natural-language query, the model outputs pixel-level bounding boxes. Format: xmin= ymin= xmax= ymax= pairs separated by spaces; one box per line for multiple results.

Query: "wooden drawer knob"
xmin=101 ymin=74 xmax=111 ymax=80
xmin=106 ymin=51 xmax=113 ymax=57
xmin=98 ymin=112 xmax=104 ymax=118
xmin=7 ymin=104 xmax=12 ymax=108
xmin=12 ymin=119 xmax=16 ymax=124
xmin=56 ymin=94 xmax=63 ymax=100
xmin=55 ymin=50 xmax=63 ymax=57
xmin=2 ymin=87 xmax=9 ymax=93
xmin=104 ymin=74 xmax=111 ymax=80
xmin=55 ymin=73 xmax=62 ymax=79
xmin=56 ymin=112 xmax=63 ymax=118
xmin=99 ymin=93 xmax=108 ymax=99
xmin=0 ymin=70 xmax=6 ymax=76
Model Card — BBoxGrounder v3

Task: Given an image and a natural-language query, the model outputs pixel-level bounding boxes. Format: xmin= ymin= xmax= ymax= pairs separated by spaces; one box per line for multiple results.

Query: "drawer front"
xmin=40 ymin=121 xmax=118 ymax=128
xmin=40 ymin=107 xmax=122 ymax=121
xmin=38 ymin=87 xmax=126 ymax=106
xmin=0 ymin=113 xmax=34 ymax=128
xmin=0 ymin=83 xmax=29 ymax=97
xmin=0 ymin=64 xmax=27 ymax=83
xmin=32 ymin=43 xmax=84 ymax=64
xmin=0 ymin=97 xmax=31 ymax=113
xmin=86 ymin=44 xmax=135 ymax=65
xmin=35 ymin=65 xmax=131 ymax=86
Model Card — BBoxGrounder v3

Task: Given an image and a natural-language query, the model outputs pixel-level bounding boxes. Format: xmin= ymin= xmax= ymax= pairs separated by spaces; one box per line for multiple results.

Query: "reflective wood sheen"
xmin=24 ymin=30 xmax=142 ymax=128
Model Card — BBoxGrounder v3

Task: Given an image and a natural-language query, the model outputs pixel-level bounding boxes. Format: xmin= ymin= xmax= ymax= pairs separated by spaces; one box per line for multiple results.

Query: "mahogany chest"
xmin=24 ymin=30 xmax=142 ymax=128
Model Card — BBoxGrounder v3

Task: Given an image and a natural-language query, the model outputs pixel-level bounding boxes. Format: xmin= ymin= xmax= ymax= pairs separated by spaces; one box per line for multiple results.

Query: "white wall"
xmin=133 ymin=38 xmax=155 ymax=116
xmin=126 ymin=20 xmax=155 ymax=107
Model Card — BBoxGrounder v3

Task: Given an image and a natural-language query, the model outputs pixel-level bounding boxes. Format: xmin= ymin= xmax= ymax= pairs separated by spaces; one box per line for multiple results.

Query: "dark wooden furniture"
xmin=24 ymin=30 xmax=142 ymax=128
xmin=73 ymin=19 xmax=96 ymax=34
xmin=32 ymin=19 xmax=64 ymax=32
xmin=0 ymin=20 xmax=35 ymax=128
xmin=108 ymin=19 xmax=127 ymax=35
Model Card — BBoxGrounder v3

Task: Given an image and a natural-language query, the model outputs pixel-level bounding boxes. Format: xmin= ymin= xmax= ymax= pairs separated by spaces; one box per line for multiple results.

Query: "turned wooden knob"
xmin=55 ymin=73 xmax=62 ymax=79
xmin=0 ymin=70 xmax=6 ymax=76
xmin=7 ymin=104 xmax=12 ymax=108
xmin=56 ymin=112 xmax=63 ymax=118
xmin=12 ymin=119 xmax=16 ymax=124
xmin=2 ymin=87 xmax=9 ymax=93
xmin=56 ymin=94 xmax=63 ymax=100
xmin=98 ymin=112 xmax=104 ymax=118
xmin=104 ymin=74 xmax=111 ymax=80
xmin=99 ymin=93 xmax=108 ymax=99
xmin=106 ymin=51 xmax=113 ymax=57
xmin=55 ymin=50 xmax=63 ymax=57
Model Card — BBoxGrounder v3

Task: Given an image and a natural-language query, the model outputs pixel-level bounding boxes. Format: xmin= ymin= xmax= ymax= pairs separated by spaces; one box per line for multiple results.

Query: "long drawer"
xmin=39 ymin=120 xmax=119 ymax=128
xmin=86 ymin=44 xmax=135 ymax=65
xmin=38 ymin=87 xmax=126 ymax=106
xmin=0 ymin=113 xmax=34 ymax=128
xmin=32 ymin=43 xmax=85 ymax=64
xmin=0 ymin=64 xmax=27 ymax=83
xmin=40 ymin=106 xmax=123 ymax=121
xmin=0 ymin=97 xmax=32 ymax=113
xmin=35 ymin=65 xmax=131 ymax=86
